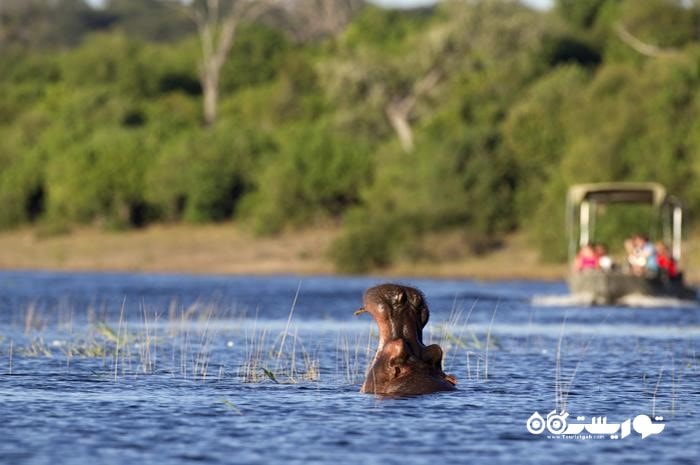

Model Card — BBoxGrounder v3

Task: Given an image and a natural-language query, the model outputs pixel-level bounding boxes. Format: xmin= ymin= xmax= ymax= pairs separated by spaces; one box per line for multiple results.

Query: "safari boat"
xmin=566 ymin=182 xmax=696 ymax=305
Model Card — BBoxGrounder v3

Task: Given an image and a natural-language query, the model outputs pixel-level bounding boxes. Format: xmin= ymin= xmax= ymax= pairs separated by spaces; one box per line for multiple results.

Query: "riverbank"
xmin=0 ymin=223 xmax=574 ymax=281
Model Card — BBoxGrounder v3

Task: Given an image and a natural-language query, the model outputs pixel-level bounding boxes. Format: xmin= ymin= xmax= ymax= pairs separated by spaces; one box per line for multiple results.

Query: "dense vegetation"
xmin=1 ymin=0 xmax=700 ymax=271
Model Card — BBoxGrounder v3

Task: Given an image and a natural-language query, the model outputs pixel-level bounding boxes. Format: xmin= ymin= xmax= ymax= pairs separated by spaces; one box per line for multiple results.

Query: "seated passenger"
xmin=575 ymin=244 xmax=598 ymax=271
xmin=655 ymin=241 xmax=678 ymax=278
xmin=594 ymin=243 xmax=613 ymax=271
xmin=628 ymin=234 xmax=657 ymax=276
xmin=626 ymin=235 xmax=644 ymax=274
xmin=639 ymin=235 xmax=658 ymax=274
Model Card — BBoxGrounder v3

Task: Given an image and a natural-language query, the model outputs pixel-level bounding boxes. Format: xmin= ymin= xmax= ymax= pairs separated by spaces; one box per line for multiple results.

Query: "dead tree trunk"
xmin=385 ymin=69 xmax=442 ymax=153
xmin=174 ymin=0 xmax=359 ymax=126
xmin=176 ymin=0 xmax=272 ymax=127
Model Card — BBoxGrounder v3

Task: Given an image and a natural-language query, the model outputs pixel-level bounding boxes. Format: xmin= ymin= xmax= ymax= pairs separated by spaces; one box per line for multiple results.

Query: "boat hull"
xmin=568 ymin=271 xmax=696 ymax=305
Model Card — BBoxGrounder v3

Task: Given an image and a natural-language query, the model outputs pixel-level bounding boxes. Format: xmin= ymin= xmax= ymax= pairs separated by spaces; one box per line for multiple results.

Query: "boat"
xmin=566 ymin=182 xmax=696 ymax=305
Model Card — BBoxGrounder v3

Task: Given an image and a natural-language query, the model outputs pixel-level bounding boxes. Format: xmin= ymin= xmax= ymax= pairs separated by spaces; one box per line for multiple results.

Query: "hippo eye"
xmin=394 ymin=366 xmax=401 ymax=379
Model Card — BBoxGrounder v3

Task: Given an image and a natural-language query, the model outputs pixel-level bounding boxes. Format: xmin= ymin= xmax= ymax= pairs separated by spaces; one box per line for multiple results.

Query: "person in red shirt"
xmin=655 ymin=241 xmax=678 ymax=278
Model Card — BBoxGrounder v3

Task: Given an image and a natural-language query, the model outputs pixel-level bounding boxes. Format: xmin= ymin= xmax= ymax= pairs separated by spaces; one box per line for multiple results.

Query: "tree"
xmin=555 ymin=0 xmax=607 ymax=29
xmin=384 ymin=68 xmax=441 ymax=152
xmin=322 ymin=1 xmax=549 ymax=152
xmin=103 ymin=0 xmax=195 ymax=42
xmin=170 ymin=0 xmax=361 ymax=126
xmin=167 ymin=0 xmax=276 ymax=126
xmin=285 ymin=0 xmax=363 ymax=42
xmin=0 ymin=0 xmax=116 ymax=47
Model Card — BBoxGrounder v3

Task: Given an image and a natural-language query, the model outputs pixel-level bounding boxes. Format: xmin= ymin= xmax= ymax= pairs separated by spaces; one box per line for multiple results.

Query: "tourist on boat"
xmin=640 ymin=235 xmax=658 ymax=274
xmin=575 ymin=244 xmax=599 ymax=271
xmin=624 ymin=238 xmax=636 ymax=267
xmin=625 ymin=236 xmax=644 ymax=274
xmin=655 ymin=241 xmax=678 ymax=278
xmin=594 ymin=243 xmax=613 ymax=270
xmin=627 ymin=234 xmax=658 ymax=276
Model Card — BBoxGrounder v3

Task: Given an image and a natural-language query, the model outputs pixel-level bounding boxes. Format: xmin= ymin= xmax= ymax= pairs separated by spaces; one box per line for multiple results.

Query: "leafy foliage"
xmin=1 ymin=0 xmax=700 ymax=272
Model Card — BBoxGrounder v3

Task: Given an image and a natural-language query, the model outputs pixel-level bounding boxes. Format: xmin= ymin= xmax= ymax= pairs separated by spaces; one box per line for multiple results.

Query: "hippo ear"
xmin=392 ymin=289 xmax=407 ymax=306
xmin=423 ymin=344 xmax=443 ymax=370
xmin=420 ymin=307 xmax=429 ymax=328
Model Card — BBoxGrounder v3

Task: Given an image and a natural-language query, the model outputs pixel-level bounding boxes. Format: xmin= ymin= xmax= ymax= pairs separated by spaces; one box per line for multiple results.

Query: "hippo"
xmin=355 ymin=283 xmax=457 ymax=396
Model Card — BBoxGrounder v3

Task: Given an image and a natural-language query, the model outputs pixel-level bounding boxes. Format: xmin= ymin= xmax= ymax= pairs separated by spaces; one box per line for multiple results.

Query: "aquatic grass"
xmin=166 ymin=300 xmax=223 ymax=380
xmin=3 ymin=302 xmax=691 ymax=417
xmin=554 ymin=314 xmax=610 ymax=413
xmin=20 ymin=337 xmax=53 ymax=357
xmin=336 ymin=328 xmax=374 ymax=385
xmin=645 ymin=350 xmax=688 ymax=419
xmin=554 ymin=314 xmax=566 ymax=412
xmin=7 ymin=339 xmax=12 ymax=375
xmin=434 ymin=298 xmax=476 ymax=371
xmin=4 ymin=296 xmax=323 ymax=384
xmin=429 ymin=299 xmax=500 ymax=381
xmin=4 ymin=283 xmax=503 ymax=388
xmin=56 ymin=299 xmax=76 ymax=334
xmin=240 ymin=327 xmax=322 ymax=384
xmin=61 ymin=339 xmax=108 ymax=358
xmin=24 ymin=301 xmax=47 ymax=333
xmin=244 ymin=325 xmax=320 ymax=384
xmin=275 ymin=282 xmax=301 ymax=366
xmin=5 ymin=294 xmax=513 ymax=389
xmin=136 ymin=304 xmax=156 ymax=374
xmin=238 ymin=284 xmax=321 ymax=384
xmin=113 ymin=298 xmax=126 ymax=381
xmin=651 ymin=364 xmax=665 ymax=418
xmin=241 ymin=316 xmax=270 ymax=382
xmin=670 ymin=354 xmax=680 ymax=418
xmin=465 ymin=350 xmax=487 ymax=381
xmin=220 ymin=398 xmax=244 ymax=416
xmin=18 ymin=295 xmax=317 ymax=383
xmin=484 ymin=302 xmax=499 ymax=380
xmin=193 ymin=304 xmax=216 ymax=379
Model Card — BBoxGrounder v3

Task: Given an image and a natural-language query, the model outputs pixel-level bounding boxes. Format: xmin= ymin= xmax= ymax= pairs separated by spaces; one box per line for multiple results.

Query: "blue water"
xmin=0 ymin=270 xmax=698 ymax=465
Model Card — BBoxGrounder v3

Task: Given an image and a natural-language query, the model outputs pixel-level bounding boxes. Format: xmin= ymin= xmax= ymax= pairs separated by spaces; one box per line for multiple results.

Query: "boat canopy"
xmin=567 ymin=182 xmax=667 ymax=208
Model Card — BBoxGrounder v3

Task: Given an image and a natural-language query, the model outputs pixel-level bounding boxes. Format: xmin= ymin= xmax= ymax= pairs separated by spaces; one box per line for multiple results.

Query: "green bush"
xmin=331 ymin=213 xmax=409 ymax=273
xmin=44 ymin=127 xmax=152 ymax=228
xmin=0 ymin=110 xmax=53 ymax=228
xmin=145 ymin=123 xmax=273 ymax=223
xmin=0 ymin=149 xmax=45 ymax=228
xmin=244 ymin=121 xmax=373 ymax=234
xmin=503 ymin=65 xmax=589 ymax=224
xmin=1 ymin=0 xmax=700 ymax=273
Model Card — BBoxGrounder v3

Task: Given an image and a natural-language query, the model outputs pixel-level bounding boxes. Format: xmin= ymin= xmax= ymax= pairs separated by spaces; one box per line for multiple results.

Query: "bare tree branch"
xmin=385 ymin=68 xmax=442 ymax=153
xmin=614 ymin=22 xmax=675 ymax=58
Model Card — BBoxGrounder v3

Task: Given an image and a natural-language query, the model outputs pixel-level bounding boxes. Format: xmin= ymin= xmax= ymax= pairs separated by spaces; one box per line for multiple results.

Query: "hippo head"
xmin=355 ymin=284 xmax=457 ymax=396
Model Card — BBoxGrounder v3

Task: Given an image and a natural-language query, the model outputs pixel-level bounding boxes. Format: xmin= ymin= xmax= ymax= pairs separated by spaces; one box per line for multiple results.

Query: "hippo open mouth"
xmin=355 ymin=283 xmax=457 ymax=396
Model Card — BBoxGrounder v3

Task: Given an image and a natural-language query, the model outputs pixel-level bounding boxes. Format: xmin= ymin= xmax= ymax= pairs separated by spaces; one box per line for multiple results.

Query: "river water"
xmin=0 ymin=270 xmax=698 ymax=465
